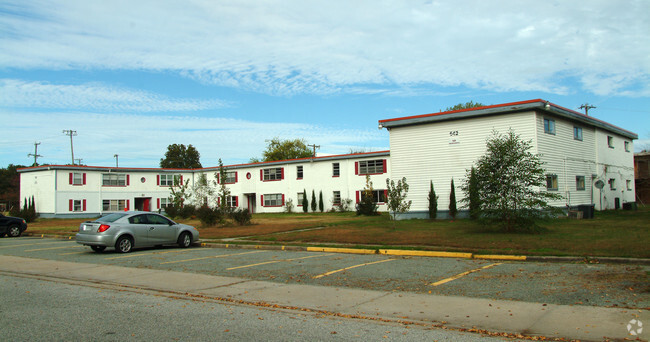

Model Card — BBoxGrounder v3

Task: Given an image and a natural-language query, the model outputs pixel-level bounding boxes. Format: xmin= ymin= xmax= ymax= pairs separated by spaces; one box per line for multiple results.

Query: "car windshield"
xmin=95 ymin=213 xmax=129 ymax=223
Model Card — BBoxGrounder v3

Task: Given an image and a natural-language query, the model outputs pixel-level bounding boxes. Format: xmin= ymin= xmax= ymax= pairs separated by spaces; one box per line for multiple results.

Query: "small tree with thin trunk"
xmin=449 ymin=178 xmax=458 ymax=219
xmin=428 ymin=180 xmax=438 ymax=220
xmin=385 ymin=177 xmax=412 ymax=227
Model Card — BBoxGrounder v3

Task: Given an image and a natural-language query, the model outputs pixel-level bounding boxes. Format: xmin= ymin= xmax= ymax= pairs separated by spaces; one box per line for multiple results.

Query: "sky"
xmin=1 ymin=0 xmax=649 ymax=169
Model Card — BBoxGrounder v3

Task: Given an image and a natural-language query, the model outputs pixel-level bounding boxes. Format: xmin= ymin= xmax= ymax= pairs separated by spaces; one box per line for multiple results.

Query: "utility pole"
xmin=75 ymin=158 xmax=83 ymax=165
xmin=579 ymin=103 xmax=596 ymax=116
xmin=114 ymin=154 xmax=119 ymax=168
xmin=27 ymin=142 xmax=43 ymax=166
xmin=307 ymin=144 xmax=320 ymax=157
xmin=62 ymin=130 xmax=77 ymax=165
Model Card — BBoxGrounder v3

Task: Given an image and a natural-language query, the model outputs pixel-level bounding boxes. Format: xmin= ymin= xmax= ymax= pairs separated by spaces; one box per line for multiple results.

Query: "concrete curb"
xmin=24 ymin=233 xmax=650 ymax=265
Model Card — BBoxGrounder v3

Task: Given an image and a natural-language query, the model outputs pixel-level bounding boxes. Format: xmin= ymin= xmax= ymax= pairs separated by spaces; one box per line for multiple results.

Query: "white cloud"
xmin=1 ymin=0 xmax=648 ymax=96
xmin=0 ymin=110 xmax=387 ymax=167
xmin=0 ymin=79 xmax=228 ymax=112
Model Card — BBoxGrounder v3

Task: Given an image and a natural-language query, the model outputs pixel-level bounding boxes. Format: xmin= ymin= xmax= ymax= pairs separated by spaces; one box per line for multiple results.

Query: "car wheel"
xmin=91 ymin=245 xmax=106 ymax=253
xmin=8 ymin=225 xmax=21 ymax=237
xmin=115 ymin=236 xmax=133 ymax=253
xmin=177 ymin=232 xmax=192 ymax=248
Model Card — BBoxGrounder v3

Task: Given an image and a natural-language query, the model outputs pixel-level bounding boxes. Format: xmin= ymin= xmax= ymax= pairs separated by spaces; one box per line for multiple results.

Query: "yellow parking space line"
xmin=430 ymin=263 xmax=502 ymax=287
xmin=25 ymin=245 xmax=83 ymax=252
xmin=312 ymin=259 xmax=395 ymax=279
xmin=105 ymin=249 xmax=196 ymax=260
xmin=0 ymin=241 xmax=70 ymax=249
xmin=161 ymin=250 xmax=265 ymax=264
xmin=226 ymin=254 xmax=327 ymax=271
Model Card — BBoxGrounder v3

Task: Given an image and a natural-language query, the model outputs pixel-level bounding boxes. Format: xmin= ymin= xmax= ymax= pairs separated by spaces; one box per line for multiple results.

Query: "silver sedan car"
xmin=76 ymin=211 xmax=199 ymax=253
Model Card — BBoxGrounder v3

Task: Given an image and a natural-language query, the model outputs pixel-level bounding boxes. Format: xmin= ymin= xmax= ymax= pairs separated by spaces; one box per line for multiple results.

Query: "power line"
xmin=27 ymin=142 xmax=43 ymax=166
xmin=307 ymin=144 xmax=320 ymax=157
xmin=579 ymin=103 xmax=596 ymax=116
xmin=62 ymin=130 xmax=77 ymax=165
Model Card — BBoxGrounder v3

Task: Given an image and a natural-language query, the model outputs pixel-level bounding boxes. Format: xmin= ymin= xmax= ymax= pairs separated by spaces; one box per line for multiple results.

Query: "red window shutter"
xmin=260 ymin=170 xmax=263 ymax=181
xmin=69 ymin=199 xmax=73 ymax=211
xmin=382 ymin=159 xmax=387 ymax=173
xmin=261 ymin=195 xmax=264 ymax=206
xmin=157 ymin=175 xmax=160 ymax=185
xmin=126 ymin=200 xmax=130 ymax=210
xmin=355 ymin=162 xmax=359 ymax=175
xmin=126 ymin=174 xmax=130 ymax=186
xmin=216 ymin=173 xmax=220 ymax=184
xmin=69 ymin=173 xmax=73 ymax=185
xmin=157 ymin=198 xmax=161 ymax=209
xmin=82 ymin=199 xmax=87 ymax=211
xmin=356 ymin=191 xmax=360 ymax=203
xmin=82 ymin=173 xmax=86 ymax=185
xmin=281 ymin=194 xmax=285 ymax=206
xmin=383 ymin=190 xmax=388 ymax=202
xmin=235 ymin=196 xmax=239 ymax=207
xmin=281 ymin=168 xmax=284 ymax=180
xmin=180 ymin=175 xmax=183 ymax=184
xmin=217 ymin=197 xmax=221 ymax=206
xmin=235 ymin=172 xmax=238 ymax=183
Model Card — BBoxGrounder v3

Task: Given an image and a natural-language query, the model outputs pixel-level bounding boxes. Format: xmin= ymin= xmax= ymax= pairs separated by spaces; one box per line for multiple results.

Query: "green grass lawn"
xmin=20 ymin=206 xmax=649 ymax=258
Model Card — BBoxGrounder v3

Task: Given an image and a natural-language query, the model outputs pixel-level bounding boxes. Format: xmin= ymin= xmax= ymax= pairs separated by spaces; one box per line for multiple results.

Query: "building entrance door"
xmin=134 ymin=197 xmax=152 ymax=211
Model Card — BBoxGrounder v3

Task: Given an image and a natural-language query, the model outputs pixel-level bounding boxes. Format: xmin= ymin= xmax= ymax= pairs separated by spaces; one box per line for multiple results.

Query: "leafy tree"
xmin=462 ymin=166 xmax=481 ymax=220
xmin=385 ymin=177 xmax=412 ymax=225
xmin=252 ymin=138 xmax=313 ymax=163
xmin=449 ymin=178 xmax=458 ymax=219
xmin=463 ymin=129 xmax=563 ymax=232
xmin=311 ymin=190 xmax=317 ymax=212
xmin=192 ymin=173 xmax=213 ymax=207
xmin=445 ymin=101 xmax=485 ymax=112
xmin=284 ymin=198 xmax=295 ymax=213
xmin=302 ymin=189 xmax=308 ymax=213
xmin=160 ymin=144 xmax=202 ymax=169
xmin=169 ymin=176 xmax=191 ymax=207
xmin=0 ymin=164 xmax=26 ymax=212
xmin=356 ymin=175 xmax=378 ymax=216
xmin=428 ymin=180 xmax=438 ymax=220
xmin=216 ymin=159 xmax=232 ymax=215
xmin=318 ymin=191 xmax=324 ymax=212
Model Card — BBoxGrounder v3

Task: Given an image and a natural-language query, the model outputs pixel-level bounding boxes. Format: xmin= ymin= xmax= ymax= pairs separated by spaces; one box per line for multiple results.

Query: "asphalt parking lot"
xmin=2 ymin=237 xmax=648 ymax=309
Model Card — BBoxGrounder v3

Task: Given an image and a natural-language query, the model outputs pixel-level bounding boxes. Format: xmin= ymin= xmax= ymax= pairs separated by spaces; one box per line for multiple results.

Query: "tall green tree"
xmin=0 ymin=164 xmax=25 ymax=211
xmin=445 ymin=101 xmax=485 ymax=111
xmin=428 ymin=180 xmax=438 ymax=220
xmin=461 ymin=166 xmax=481 ymax=220
xmin=216 ymin=158 xmax=232 ymax=214
xmin=463 ymin=129 xmax=563 ymax=232
xmin=311 ymin=190 xmax=317 ymax=212
xmin=302 ymin=189 xmax=308 ymax=213
xmin=385 ymin=177 xmax=412 ymax=225
xmin=318 ymin=191 xmax=324 ymax=212
xmin=160 ymin=144 xmax=202 ymax=169
xmin=357 ymin=175 xmax=378 ymax=216
xmin=449 ymin=178 xmax=458 ymax=219
xmin=251 ymin=138 xmax=313 ymax=163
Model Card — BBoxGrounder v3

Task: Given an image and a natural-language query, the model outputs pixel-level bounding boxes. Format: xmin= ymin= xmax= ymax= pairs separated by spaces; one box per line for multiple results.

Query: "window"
xmin=159 ymin=198 xmax=171 ymax=208
xmin=102 ymin=173 xmax=128 ymax=186
xmin=159 ymin=174 xmax=181 ymax=186
xmin=69 ymin=199 xmax=85 ymax=212
xmin=226 ymin=196 xmax=238 ymax=207
xmin=73 ymin=173 xmax=84 ymax=185
xmin=332 ymin=163 xmax=340 ymax=177
xmin=626 ymin=180 xmax=632 ymax=191
xmin=573 ymin=126 xmax=583 ymax=141
xmin=296 ymin=166 xmax=303 ymax=179
xmin=576 ymin=176 xmax=585 ymax=191
xmin=607 ymin=136 xmax=614 ymax=148
xmin=625 ymin=141 xmax=631 ymax=152
xmin=358 ymin=189 xmax=387 ymax=203
xmin=297 ymin=192 xmax=305 ymax=206
xmin=357 ymin=160 xmax=385 ymax=175
xmin=103 ymin=199 xmax=126 ymax=211
xmin=608 ymin=178 xmax=616 ymax=190
xmin=262 ymin=194 xmax=283 ymax=207
xmin=222 ymin=171 xmax=237 ymax=184
xmin=332 ymin=191 xmax=341 ymax=206
xmin=544 ymin=118 xmax=556 ymax=135
xmin=262 ymin=168 xmax=283 ymax=181
xmin=546 ymin=174 xmax=558 ymax=191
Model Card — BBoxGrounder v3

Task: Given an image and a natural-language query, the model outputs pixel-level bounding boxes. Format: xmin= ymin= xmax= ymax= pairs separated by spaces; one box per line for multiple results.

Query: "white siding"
xmin=389 ymin=112 xmax=537 ymax=213
xmin=594 ymin=130 xmax=635 ymax=209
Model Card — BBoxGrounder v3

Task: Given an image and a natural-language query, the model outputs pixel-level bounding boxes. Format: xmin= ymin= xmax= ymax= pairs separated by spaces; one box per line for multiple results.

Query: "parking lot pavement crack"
xmin=347 ymin=291 xmax=394 ymax=309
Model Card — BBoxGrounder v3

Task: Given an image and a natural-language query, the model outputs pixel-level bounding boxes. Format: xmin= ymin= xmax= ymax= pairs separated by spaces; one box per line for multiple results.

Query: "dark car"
xmin=0 ymin=214 xmax=28 ymax=237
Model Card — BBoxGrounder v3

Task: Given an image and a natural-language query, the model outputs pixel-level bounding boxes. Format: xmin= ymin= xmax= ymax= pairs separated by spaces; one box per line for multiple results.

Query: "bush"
xmin=230 ymin=208 xmax=252 ymax=226
xmin=284 ymin=198 xmax=294 ymax=213
xmin=196 ymin=205 xmax=223 ymax=227
xmin=163 ymin=204 xmax=180 ymax=218
xmin=179 ymin=204 xmax=196 ymax=219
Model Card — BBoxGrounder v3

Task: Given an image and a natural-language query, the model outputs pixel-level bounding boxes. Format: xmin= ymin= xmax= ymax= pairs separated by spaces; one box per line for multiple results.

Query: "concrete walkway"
xmin=2 ymin=255 xmax=647 ymax=341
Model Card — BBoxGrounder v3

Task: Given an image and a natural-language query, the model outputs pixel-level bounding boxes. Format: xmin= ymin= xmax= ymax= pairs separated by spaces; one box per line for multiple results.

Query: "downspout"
xmin=564 ymin=158 xmax=569 ymax=207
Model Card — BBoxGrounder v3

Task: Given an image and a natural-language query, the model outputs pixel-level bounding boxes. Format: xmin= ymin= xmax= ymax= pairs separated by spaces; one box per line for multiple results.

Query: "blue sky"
xmin=1 ymin=0 xmax=649 ymax=168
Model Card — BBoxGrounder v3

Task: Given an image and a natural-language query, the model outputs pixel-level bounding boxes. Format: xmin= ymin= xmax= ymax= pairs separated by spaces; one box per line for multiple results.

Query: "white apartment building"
xmin=19 ymin=99 xmax=637 ymax=219
xmin=379 ymin=99 xmax=637 ymax=218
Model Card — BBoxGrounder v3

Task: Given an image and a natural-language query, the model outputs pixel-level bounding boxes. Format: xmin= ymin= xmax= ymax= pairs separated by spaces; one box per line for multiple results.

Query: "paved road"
xmin=1 ymin=237 xmax=648 ymax=309
xmin=2 ymin=274 xmax=507 ymax=341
